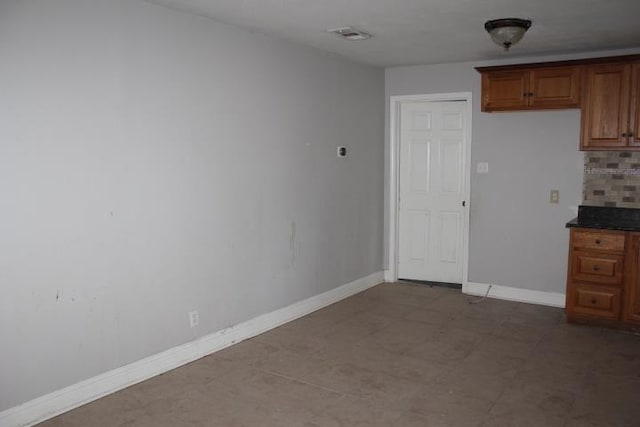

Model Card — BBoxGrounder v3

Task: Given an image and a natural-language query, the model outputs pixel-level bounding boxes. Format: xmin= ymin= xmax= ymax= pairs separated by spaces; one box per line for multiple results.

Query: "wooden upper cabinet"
xmin=481 ymin=70 xmax=528 ymax=111
xmin=528 ymin=67 xmax=581 ymax=109
xmin=629 ymin=63 xmax=640 ymax=147
xmin=581 ymin=63 xmax=631 ymax=149
xmin=476 ymin=55 xmax=640 ymax=151
xmin=480 ymin=66 xmax=580 ymax=112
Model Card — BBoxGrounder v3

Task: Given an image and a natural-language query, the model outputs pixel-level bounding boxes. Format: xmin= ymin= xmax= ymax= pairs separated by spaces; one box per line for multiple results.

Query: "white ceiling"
xmin=146 ymin=0 xmax=640 ymax=67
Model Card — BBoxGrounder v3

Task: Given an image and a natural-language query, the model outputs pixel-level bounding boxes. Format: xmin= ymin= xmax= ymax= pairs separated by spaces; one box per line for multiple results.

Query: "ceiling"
xmin=146 ymin=0 xmax=640 ymax=67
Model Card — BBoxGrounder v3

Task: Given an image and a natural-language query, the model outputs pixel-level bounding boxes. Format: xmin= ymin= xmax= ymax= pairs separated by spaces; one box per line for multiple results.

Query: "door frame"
xmin=387 ymin=92 xmax=472 ymax=284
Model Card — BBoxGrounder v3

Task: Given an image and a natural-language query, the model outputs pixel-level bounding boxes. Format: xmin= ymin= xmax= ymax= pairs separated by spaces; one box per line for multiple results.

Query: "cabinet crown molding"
xmin=475 ymin=54 xmax=640 ymax=73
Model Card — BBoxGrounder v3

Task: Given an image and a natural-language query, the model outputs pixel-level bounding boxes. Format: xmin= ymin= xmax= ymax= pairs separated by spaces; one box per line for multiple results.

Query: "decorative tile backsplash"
xmin=583 ymin=151 xmax=640 ymax=208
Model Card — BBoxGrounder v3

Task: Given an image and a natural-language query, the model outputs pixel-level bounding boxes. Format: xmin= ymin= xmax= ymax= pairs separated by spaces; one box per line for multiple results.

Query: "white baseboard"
xmin=0 ymin=271 xmax=384 ymax=427
xmin=463 ymin=281 xmax=565 ymax=308
xmin=383 ymin=269 xmax=395 ymax=282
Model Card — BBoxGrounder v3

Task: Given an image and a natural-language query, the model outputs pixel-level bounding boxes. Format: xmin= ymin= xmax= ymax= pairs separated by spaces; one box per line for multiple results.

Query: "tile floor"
xmin=39 ymin=282 xmax=640 ymax=427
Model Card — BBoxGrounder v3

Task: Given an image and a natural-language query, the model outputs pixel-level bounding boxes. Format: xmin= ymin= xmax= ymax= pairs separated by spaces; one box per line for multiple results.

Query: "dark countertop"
xmin=566 ymin=206 xmax=640 ymax=232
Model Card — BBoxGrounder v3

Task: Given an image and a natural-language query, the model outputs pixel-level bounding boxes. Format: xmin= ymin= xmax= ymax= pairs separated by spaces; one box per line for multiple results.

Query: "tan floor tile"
xmin=471 ymin=335 xmax=538 ymax=359
xmin=569 ymin=375 xmax=640 ymax=427
xmin=403 ymin=330 xmax=480 ymax=365
xmin=487 ymin=382 xmax=575 ymax=427
xmin=293 ymin=359 xmax=425 ymax=405
xmin=406 ymin=387 xmax=492 ymax=427
xmin=454 ymin=350 xmax=527 ymax=379
xmin=403 ymin=305 xmax=458 ymax=325
xmin=36 ymin=283 xmax=640 ymax=427
xmin=304 ymin=394 xmax=404 ymax=427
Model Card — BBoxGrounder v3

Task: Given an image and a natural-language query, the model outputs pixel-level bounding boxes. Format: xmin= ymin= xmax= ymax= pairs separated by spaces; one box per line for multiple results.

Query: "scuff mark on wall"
xmin=289 ymin=220 xmax=296 ymax=266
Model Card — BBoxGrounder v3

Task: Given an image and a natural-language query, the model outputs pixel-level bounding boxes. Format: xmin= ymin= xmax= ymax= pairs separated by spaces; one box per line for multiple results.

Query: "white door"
xmin=398 ymin=100 xmax=467 ymax=283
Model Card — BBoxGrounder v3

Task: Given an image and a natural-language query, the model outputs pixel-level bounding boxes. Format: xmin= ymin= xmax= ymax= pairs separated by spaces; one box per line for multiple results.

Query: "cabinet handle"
xmin=523 ymin=93 xmax=528 ymax=97
xmin=591 ymin=299 xmax=597 ymax=304
xmin=629 ymin=132 xmax=634 ymax=137
xmin=595 ymin=239 xmax=601 ymax=245
xmin=593 ymin=266 xmax=600 ymax=271
xmin=528 ymin=92 xmax=534 ymax=97
xmin=622 ymin=133 xmax=628 ymax=138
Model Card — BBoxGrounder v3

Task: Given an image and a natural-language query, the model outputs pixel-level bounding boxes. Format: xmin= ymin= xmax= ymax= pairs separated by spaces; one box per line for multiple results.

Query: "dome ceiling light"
xmin=484 ymin=18 xmax=532 ymax=51
xmin=327 ymin=27 xmax=372 ymax=41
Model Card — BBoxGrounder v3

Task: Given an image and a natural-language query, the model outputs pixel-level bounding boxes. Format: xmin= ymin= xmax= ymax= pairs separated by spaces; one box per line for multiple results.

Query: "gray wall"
xmin=386 ymin=60 xmax=587 ymax=294
xmin=0 ymin=0 xmax=384 ymax=410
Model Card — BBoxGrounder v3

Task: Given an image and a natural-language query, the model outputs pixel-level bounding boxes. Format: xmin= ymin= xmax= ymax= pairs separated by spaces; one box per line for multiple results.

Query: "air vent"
xmin=327 ymin=27 xmax=372 ymax=41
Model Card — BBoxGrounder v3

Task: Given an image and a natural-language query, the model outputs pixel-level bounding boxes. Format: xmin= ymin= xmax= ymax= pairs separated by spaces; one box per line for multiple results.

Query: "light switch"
xmin=477 ymin=162 xmax=489 ymax=174
xmin=550 ymin=190 xmax=560 ymax=204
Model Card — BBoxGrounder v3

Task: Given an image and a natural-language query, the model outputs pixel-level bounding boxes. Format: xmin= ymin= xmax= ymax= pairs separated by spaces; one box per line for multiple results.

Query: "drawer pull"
xmin=592 ymin=299 xmax=597 ymax=304
xmin=593 ymin=266 xmax=600 ymax=271
xmin=595 ymin=239 xmax=601 ymax=245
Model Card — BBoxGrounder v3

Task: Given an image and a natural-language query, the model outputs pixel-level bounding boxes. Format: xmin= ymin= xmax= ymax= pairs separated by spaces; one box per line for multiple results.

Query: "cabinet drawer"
xmin=570 ymin=251 xmax=624 ymax=285
xmin=568 ymin=283 xmax=621 ymax=319
xmin=571 ymin=229 xmax=625 ymax=252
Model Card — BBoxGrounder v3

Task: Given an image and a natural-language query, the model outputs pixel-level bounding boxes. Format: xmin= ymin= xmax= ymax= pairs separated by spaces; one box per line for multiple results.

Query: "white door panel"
xmin=441 ymin=139 xmax=462 ymax=193
xmin=438 ymin=211 xmax=460 ymax=263
xmin=409 ymin=140 xmax=431 ymax=193
xmin=398 ymin=101 xmax=467 ymax=283
xmin=408 ymin=211 xmax=429 ymax=261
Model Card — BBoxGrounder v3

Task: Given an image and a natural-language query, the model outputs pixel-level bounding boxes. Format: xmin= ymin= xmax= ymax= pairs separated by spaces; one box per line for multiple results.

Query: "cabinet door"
xmin=629 ymin=63 xmax=640 ymax=148
xmin=528 ymin=66 xmax=581 ymax=109
xmin=567 ymin=283 xmax=622 ymax=320
xmin=570 ymin=251 xmax=624 ymax=285
xmin=481 ymin=71 xmax=528 ymax=111
xmin=581 ymin=63 xmax=631 ymax=149
xmin=624 ymin=233 xmax=640 ymax=323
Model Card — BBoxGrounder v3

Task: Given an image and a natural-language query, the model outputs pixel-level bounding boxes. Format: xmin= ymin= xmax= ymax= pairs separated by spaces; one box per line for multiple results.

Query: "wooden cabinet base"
xmin=565 ymin=228 xmax=640 ymax=330
xmin=566 ymin=313 xmax=640 ymax=332
xmin=566 ymin=282 xmax=621 ymax=319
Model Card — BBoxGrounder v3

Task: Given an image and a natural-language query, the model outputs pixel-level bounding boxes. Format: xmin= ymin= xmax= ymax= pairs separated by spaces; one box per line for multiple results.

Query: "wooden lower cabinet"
xmin=624 ymin=233 xmax=640 ymax=323
xmin=566 ymin=228 xmax=640 ymax=329
xmin=570 ymin=251 xmax=624 ymax=285
xmin=567 ymin=283 xmax=621 ymax=319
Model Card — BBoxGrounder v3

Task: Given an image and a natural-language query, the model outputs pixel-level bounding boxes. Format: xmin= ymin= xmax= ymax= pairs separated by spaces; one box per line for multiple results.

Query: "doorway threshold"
xmin=397 ymin=279 xmax=462 ymax=290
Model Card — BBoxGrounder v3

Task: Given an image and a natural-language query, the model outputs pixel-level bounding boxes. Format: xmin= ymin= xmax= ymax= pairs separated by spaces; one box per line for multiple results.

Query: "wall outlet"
xmin=476 ymin=162 xmax=489 ymax=174
xmin=188 ymin=310 xmax=199 ymax=328
xmin=550 ymin=190 xmax=560 ymax=204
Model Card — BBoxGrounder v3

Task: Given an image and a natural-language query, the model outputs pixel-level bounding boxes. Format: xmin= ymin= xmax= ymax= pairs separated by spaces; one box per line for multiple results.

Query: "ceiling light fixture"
xmin=484 ymin=18 xmax=532 ymax=51
xmin=328 ymin=27 xmax=372 ymax=41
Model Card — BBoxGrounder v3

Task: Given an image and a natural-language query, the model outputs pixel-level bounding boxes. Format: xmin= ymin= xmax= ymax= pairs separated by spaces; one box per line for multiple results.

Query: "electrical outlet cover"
xmin=189 ymin=310 xmax=199 ymax=327
xmin=477 ymin=162 xmax=489 ymax=174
